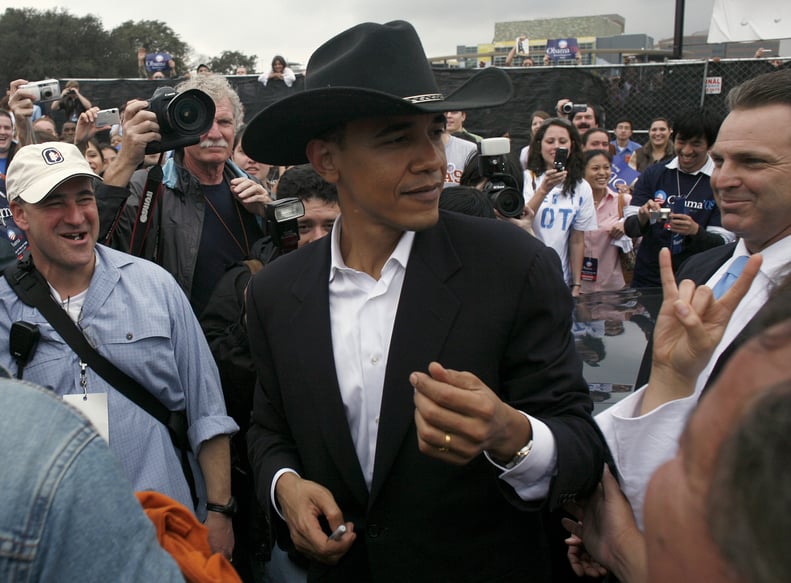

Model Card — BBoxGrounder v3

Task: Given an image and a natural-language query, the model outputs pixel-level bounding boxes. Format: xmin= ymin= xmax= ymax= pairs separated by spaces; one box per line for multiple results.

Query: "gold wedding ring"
xmin=438 ymin=432 xmax=451 ymax=453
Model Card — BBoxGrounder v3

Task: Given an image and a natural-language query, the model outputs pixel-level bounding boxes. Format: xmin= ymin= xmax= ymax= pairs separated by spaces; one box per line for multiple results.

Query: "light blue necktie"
xmin=711 ymin=255 xmax=749 ymax=299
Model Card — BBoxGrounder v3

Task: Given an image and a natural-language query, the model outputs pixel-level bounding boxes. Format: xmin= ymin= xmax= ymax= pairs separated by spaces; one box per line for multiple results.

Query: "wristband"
xmin=206 ymin=496 xmax=237 ymax=517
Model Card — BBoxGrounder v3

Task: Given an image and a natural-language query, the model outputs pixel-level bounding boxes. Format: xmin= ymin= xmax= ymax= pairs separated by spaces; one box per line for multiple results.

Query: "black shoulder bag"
xmin=3 ymin=257 xmax=197 ymax=506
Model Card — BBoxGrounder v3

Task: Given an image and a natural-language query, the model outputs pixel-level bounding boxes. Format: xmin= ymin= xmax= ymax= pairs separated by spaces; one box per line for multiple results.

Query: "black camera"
xmin=264 ymin=197 xmax=305 ymax=253
xmin=145 ymin=86 xmax=215 ymax=154
xmin=478 ymin=138 xmax=524 ymax=218
xmin=561 ymin=102 xmax=588 ymax=117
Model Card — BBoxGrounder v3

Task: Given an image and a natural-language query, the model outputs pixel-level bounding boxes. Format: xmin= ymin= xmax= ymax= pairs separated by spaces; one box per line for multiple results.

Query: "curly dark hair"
xmin=525 ymin=117 xmax=585 ymax=196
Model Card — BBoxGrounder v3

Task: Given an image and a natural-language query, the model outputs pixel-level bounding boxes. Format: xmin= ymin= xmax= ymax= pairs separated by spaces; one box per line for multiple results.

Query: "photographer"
xmin=524 ymin=117 xmax=598 ymax=296
xmin=96 ymin=74 xmax=271 ymax=316
xmin=50 ymin=81 xmax=92 ymax=123
xmin=458 ymin=146 xmax=535 ymax=235
xmin=198 ymin=164 xmax=339 ymax=580
xmin=623 ymin=108 xmax=734 ymax=288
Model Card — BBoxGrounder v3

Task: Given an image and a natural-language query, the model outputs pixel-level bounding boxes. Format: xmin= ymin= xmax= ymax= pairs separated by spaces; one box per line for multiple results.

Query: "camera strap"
xmin=3 ymin=256 xmax=197 ymax=507
xmin=128 ymin=164 xmax=164 ymax=259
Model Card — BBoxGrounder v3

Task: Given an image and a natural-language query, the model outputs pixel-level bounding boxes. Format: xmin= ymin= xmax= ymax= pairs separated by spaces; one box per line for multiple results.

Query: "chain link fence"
xmin=578 ymin=57 xmax=791 ymax=142
xmin=44 ymin=57 xmax=790 ymax=152
xmin=433 ymin=57 xmax=791 ymax=149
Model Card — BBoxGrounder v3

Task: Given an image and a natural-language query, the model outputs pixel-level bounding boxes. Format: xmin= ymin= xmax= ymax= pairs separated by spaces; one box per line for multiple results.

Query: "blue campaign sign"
xmin=145 ymin=52 xmax=173 ymax=74
xmin=610 ymin=154 xmax=641 ymax=191
xmin=545 ymin=38 xmax=579 ymax=62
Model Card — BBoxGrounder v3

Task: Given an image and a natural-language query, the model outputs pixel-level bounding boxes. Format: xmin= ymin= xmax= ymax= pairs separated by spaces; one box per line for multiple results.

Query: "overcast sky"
xmin=6 ymin=0 xmax=717 ymax=69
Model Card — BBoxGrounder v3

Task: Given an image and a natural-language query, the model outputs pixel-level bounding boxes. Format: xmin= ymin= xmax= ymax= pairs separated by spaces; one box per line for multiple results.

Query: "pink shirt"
xmin=581 ymin=189 xmax=631 ymax=293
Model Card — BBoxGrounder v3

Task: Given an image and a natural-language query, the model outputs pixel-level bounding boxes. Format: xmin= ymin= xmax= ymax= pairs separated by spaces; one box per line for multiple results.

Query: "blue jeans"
xmin=0 ymin=372 xmax=184 ymax=582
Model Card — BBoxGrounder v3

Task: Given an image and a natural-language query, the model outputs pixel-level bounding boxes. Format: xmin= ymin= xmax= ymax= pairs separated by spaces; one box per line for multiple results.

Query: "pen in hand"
xmin=328 ymin=524 xmax=347 ymax=542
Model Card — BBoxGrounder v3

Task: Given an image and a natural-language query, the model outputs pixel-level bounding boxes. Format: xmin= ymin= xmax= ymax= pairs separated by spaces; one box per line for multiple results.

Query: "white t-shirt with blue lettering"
xmin=524 ymin=173 xmax=598 ymax=283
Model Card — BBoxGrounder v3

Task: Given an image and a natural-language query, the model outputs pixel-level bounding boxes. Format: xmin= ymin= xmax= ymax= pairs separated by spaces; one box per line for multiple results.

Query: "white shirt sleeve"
xmin=595 ymin=387 xmax=696 ymax=529
xmin=485 ymin=412 xmax=557 ymax=501
xmin=283 ymin=68 xmax=296 ymax=87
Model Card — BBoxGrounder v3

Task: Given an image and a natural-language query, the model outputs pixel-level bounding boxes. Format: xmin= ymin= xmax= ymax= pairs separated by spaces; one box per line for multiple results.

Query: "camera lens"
xmin=492 ymin=188 xmax=525 ymax=218
xmin=170 ymin=93 xmax=209 ymax=133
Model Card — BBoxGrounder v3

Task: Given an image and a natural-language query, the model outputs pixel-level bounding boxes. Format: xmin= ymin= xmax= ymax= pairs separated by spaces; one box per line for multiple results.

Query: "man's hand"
xmin=101 ymin=99 xmax=161 ymax=186
xmin=119 ymin=99 xmax=160 ymax=161
xmin=205 ymin=511 xmax=235 ymax=560
xmin=668 ymin=212 xmax=701 ymax=236
xmin=231 ymin=177 xmax=271 ymax=216
xmin=636 ymin=199 xmax=662 ymax=225
xmin=642 ymin=248 xmax=762 ymax=413
xmin=75 ymin=107 xmax=112 ymax=148
xmin=411 ymin=362 xmax=531 ymax=465
xmin=275 ymin=472 xmax=356 ymax=564
xmin=7 ymin=79 xmax=38 ymax=146
xmin=8 ymin=79 xmax=36 ymax=120
xmin=562 ymin=465 xmax=646 ymax=581
xmin=498 ymin=205 xmax=535 ymax=235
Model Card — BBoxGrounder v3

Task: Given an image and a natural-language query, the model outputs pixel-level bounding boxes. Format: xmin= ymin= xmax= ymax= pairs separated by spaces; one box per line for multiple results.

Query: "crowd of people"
xmin=0 ymin=17 xmax=789 ymax=583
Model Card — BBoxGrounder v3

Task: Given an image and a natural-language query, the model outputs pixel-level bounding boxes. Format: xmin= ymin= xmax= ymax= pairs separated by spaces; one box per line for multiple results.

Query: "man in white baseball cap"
xmin=1 ymin=142 xmax=239 ymax=559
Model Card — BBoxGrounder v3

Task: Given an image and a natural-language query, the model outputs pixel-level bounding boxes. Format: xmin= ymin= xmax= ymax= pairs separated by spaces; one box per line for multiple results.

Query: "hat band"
xmin=403 ymin=93 xmax=444 ymax=104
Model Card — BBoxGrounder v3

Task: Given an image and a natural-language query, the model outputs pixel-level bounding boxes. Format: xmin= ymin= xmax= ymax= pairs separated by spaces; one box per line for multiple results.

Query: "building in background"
xmin=432 ymin=13 xmax=788 ymax=68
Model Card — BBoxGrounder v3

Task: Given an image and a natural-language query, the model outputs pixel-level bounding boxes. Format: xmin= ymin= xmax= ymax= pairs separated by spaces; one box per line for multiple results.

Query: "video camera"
xmin=144 ymin=86 xmax=215 ymax=154
xmin=478 ymin=138 xmax=524 ymax=218
xmin=264 ymin=197 xmax=305 ymax=254
xmin=561 ymin=102 xmax=588 ymax=120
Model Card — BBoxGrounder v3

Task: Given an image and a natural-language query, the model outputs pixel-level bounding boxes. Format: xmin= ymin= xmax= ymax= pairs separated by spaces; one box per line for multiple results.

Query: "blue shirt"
xmin=611 ymin=139 xmax=642 ymax=158
xmin=0 ymin=245 xmax=238 ymax=515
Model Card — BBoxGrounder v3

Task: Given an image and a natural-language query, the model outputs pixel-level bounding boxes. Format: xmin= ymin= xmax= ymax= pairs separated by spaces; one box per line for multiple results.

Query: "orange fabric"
xmin=136 ymin=491 xmax=242 ymax=583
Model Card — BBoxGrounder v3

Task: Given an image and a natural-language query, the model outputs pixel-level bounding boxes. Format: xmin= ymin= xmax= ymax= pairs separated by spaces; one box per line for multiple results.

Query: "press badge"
xmin=581 ymin=257 xmax=598 ymax=281
xmin=63 ymin=393 xmax=110 ymax=443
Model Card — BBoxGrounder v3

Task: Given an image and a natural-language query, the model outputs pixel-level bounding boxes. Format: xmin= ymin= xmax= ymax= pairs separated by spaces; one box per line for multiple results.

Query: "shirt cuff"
xmin=271 ymin=468 xmax=300 ymax=520
xmin=486 ymin=412 xmax=557 ymax=501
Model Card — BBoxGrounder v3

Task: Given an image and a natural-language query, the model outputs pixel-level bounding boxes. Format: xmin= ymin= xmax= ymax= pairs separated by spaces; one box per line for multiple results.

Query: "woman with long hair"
xmin=630 ymin=117 xmax=674 ymax=172
xmin=525 ymin=117 xmax=597 ymax=296
xmin=580 ymin=149 xmax=632 ymax=292
xmin=258 ymin=55 xmax=296 ymax=87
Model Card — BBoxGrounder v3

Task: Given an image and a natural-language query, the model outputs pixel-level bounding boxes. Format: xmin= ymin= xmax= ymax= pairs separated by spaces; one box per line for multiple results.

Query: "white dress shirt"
xmin=596 ymin=235 xmax=791 ymax=529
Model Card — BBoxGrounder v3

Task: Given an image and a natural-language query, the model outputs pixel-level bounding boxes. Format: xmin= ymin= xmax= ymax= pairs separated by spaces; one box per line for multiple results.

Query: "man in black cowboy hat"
xmin=245 ymin=21 xmax=606 ymax=582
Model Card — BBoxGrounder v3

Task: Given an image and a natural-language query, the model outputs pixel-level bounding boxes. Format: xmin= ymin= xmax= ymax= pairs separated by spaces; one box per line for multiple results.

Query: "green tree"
xmin=0 ymin=8 xmax=114 ymax=88
xmin=206 ymin=51 xmax=258 ymax=75
xmin=108 ymin=20 xmax=190 ymax=78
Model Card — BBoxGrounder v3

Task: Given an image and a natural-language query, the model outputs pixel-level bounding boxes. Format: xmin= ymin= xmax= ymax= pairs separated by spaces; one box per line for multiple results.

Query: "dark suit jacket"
xmin=676 ymin=241 xmax=738 ymax=284
xmin=247 ymin=211 xmax=607 ymax=582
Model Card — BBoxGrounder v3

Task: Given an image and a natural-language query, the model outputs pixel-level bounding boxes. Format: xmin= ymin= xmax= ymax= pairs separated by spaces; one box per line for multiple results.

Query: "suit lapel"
xmin=369 ymin=218 xmax=462 ymax=504
xmin=677 ymin=242 xmax=737 ymax=285
xmin=290 ymin=239 xmax=369 ymax=508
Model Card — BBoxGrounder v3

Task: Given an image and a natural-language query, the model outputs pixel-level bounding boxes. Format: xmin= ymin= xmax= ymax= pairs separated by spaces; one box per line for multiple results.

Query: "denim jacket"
xmin=0 ymin=371 xmax=184 ymax=582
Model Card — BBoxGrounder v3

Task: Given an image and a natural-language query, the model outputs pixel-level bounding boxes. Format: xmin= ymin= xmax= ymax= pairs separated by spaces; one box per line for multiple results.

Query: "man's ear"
xmin=306 ymin=139 xmax=340 ymax=184
xmin=10 ymin=201 xmax=29 ymax=232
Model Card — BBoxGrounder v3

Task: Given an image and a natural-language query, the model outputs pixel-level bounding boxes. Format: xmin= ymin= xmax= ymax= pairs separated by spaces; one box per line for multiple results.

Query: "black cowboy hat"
xmin=243 ymin=20 xmax=513 ymax=165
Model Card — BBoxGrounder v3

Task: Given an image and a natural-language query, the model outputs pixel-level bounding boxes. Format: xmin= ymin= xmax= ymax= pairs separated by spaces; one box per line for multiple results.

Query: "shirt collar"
xmin=665 ymin=155 xmax=715 ymax=177
xmin=329 ymin=216 xmax=415 ymax=281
